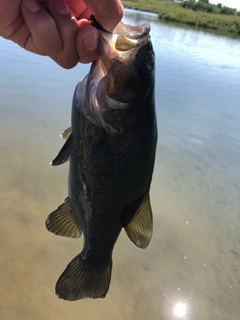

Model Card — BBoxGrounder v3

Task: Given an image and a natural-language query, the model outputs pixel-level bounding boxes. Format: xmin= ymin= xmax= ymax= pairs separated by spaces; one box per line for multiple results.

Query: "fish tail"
xmin=56 ymin=254 xmax=112 ymax=300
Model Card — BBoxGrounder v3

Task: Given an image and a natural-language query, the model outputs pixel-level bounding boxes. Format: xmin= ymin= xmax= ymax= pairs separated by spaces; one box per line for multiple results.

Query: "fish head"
xmin=87 ymin=20 xmax=155 ymax=135
xmin=99 ymin=22 xmax=155 ymax=102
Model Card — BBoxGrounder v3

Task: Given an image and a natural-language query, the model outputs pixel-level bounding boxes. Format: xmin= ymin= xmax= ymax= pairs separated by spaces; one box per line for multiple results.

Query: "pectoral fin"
xmin=51 ymin=134 xmax=73 ymax=166
xmin=45 ymin=198 xmax=82 ymax=238
xmin=61 ymin=127 xmax=72 ymax=139
xmin=123 ymin=193 xmax=153 ymax=249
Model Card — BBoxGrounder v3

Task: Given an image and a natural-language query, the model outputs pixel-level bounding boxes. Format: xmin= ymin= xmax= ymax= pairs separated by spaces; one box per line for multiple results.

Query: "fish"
xmin=45 ymin=14 xmax=157 ymax=301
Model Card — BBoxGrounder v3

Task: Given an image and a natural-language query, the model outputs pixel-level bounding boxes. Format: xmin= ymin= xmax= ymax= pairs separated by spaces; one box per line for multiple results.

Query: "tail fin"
xmin=56 ymin=254 xmax=112 ymax=300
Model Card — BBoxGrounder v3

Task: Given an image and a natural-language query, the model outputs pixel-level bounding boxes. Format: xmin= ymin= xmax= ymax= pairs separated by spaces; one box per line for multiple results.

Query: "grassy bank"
xmin=121 ymin=1 xmax=240 ymax=35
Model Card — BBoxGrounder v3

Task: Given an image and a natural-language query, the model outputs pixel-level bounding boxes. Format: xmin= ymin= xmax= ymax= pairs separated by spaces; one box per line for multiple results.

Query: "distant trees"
xmin=180 ymin=0 xmax=239 ymax=16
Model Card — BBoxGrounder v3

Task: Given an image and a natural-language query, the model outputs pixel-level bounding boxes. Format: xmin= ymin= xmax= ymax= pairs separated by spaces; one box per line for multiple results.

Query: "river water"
xmin=0 ymin=8 xmax=240 ymax=320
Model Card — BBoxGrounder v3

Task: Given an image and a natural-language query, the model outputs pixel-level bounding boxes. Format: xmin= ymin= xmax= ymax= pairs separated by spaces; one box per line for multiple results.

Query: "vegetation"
xmin=121 ymin=0 xmax=240 ymax=35
xmin=181 ymin=1 xmax=240 ymax=16
xmin=121 ymin=0 xmax=162 ymax=14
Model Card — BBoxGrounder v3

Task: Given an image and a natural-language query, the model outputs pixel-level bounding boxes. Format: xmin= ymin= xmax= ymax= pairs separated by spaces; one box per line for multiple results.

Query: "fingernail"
xmin=83 ymin=31 xmax=99 ymax=51
xmin=22 ymin=0 xmax=40 ymax=13
xmin=53 ymin=0 xmax=70 ymax=15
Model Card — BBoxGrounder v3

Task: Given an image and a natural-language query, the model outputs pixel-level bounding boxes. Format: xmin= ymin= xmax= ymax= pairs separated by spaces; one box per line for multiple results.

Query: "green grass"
xmin=122 ymin=0 xmax=161 ymax=13
xmin=122 ymin=0 xmax=240 ymax=35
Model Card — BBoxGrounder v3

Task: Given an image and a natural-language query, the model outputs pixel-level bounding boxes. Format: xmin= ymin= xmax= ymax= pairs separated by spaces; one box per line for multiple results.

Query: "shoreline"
xmin=122 ymin=1 xmax=240 ymax=36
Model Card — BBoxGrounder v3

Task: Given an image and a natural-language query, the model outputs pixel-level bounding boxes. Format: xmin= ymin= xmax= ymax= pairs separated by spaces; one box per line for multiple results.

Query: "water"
xmin=1 ymin=8 xmax=240 ymax=320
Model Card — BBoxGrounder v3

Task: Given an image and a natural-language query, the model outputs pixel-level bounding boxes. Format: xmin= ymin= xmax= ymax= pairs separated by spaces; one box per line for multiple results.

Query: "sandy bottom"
xmin=0 ymin=103 xmax=240 ymax=320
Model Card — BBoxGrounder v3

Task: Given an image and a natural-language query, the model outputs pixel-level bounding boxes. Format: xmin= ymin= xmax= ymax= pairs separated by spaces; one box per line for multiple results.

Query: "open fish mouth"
xmin=91 ymin=12 xmax=150 ymax=39
xmin=91 ymin=13 xmax=151 ymax=54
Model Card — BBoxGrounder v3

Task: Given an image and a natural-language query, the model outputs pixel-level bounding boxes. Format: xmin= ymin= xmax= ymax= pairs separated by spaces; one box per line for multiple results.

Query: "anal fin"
xmin=123 ymin=193 xmax=153 ymax=249
xmin=51 ymin=134 xmax=73 ymax=166
xmin=56 ymin=254 xmax=112 ymax=300
xmin=45 ymin=198 xmax=82 ymax=238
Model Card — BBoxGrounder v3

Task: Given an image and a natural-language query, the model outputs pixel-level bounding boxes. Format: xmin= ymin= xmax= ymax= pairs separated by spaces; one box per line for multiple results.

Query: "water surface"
xmin=0 ymin=9 xmax=240 ymax=320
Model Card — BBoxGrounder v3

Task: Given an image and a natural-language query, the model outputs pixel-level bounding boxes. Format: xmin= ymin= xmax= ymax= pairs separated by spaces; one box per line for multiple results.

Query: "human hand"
xmin=0 ymin=0 xmax=123 ymax=68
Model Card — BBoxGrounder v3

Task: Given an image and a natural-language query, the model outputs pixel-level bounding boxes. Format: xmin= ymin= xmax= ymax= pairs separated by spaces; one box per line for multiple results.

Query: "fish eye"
xmin=138 ymin=64 xmax=151 ymax=80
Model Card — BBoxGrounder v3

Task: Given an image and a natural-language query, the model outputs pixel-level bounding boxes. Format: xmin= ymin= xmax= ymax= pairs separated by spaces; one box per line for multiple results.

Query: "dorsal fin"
xmin=50 ymin=134 xmax=73 ymax=166
xmin=123 ymin=193 xmax=153 ymax=249
xmin=45 ymin=198 xmax=82 ymax=238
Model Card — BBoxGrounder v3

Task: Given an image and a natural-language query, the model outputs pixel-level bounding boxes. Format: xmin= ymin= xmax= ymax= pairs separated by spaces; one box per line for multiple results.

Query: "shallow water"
xmin=0 ymin=8 xmax=240 ymax=320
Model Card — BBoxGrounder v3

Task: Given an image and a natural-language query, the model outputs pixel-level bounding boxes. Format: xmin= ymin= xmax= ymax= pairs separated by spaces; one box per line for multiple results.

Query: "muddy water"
xmin=1 ymin=9 xmax=240 ymax=320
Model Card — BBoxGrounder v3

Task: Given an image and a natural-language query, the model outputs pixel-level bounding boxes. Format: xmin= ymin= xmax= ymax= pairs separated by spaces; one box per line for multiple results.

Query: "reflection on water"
xmin=1 ymin=8 xmax=240 ymax=320
xmin=173 ymin=303 xmax=187 ymax=317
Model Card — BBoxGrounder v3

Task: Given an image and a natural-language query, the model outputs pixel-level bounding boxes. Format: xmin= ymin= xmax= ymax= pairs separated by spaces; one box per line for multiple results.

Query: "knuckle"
xmin=35 ymin=17 xmax=56 ymax=35
xmin=62 ymin=19 xmax=78 ymax=35
xmin=38 ymin=42 xmax=62 ymax=57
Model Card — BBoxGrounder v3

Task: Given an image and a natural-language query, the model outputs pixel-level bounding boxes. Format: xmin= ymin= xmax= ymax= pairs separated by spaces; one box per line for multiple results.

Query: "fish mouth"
xmin=91 ymin=12 xmax=150 ymax=39
xmin=91 ymin=13 xmax=150 ymax=54
xmin=113 ymin=21 xmax=150 ymax=40
xmin=107 ymin=23 xmax=150 ymax=54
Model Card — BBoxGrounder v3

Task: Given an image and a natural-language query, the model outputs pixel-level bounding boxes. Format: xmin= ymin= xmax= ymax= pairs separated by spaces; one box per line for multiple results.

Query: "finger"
xmin=21 ymin=0 xmax=62 ymax=55
xmin=76 ymin=19 xmax=99 ymax=63
xmin=66 ymin=0 xmax=89 ymax=18
xmin=0 ymin=0 xmax=21 ymax=38
xmin=47 ymin=0 xmax=79 ymax=69
xmin=83 ymin=0 xmax=124 ymax=31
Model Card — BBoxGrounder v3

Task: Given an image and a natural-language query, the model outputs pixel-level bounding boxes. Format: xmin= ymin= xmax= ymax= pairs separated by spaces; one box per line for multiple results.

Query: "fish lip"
xmin=90 ymin=12 xmax=150 ymax=40
xmin=90 ymin=12 xmax=151 ymax=54
xmin=99 ymin=27 xmax=151 ymax=57
xmin=113 ymin=22 xmax=151 ymax=40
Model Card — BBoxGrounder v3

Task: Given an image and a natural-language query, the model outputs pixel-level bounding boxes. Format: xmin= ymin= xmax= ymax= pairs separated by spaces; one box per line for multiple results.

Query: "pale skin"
xmin=0 ymin=0 xmax=124 ymax=68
